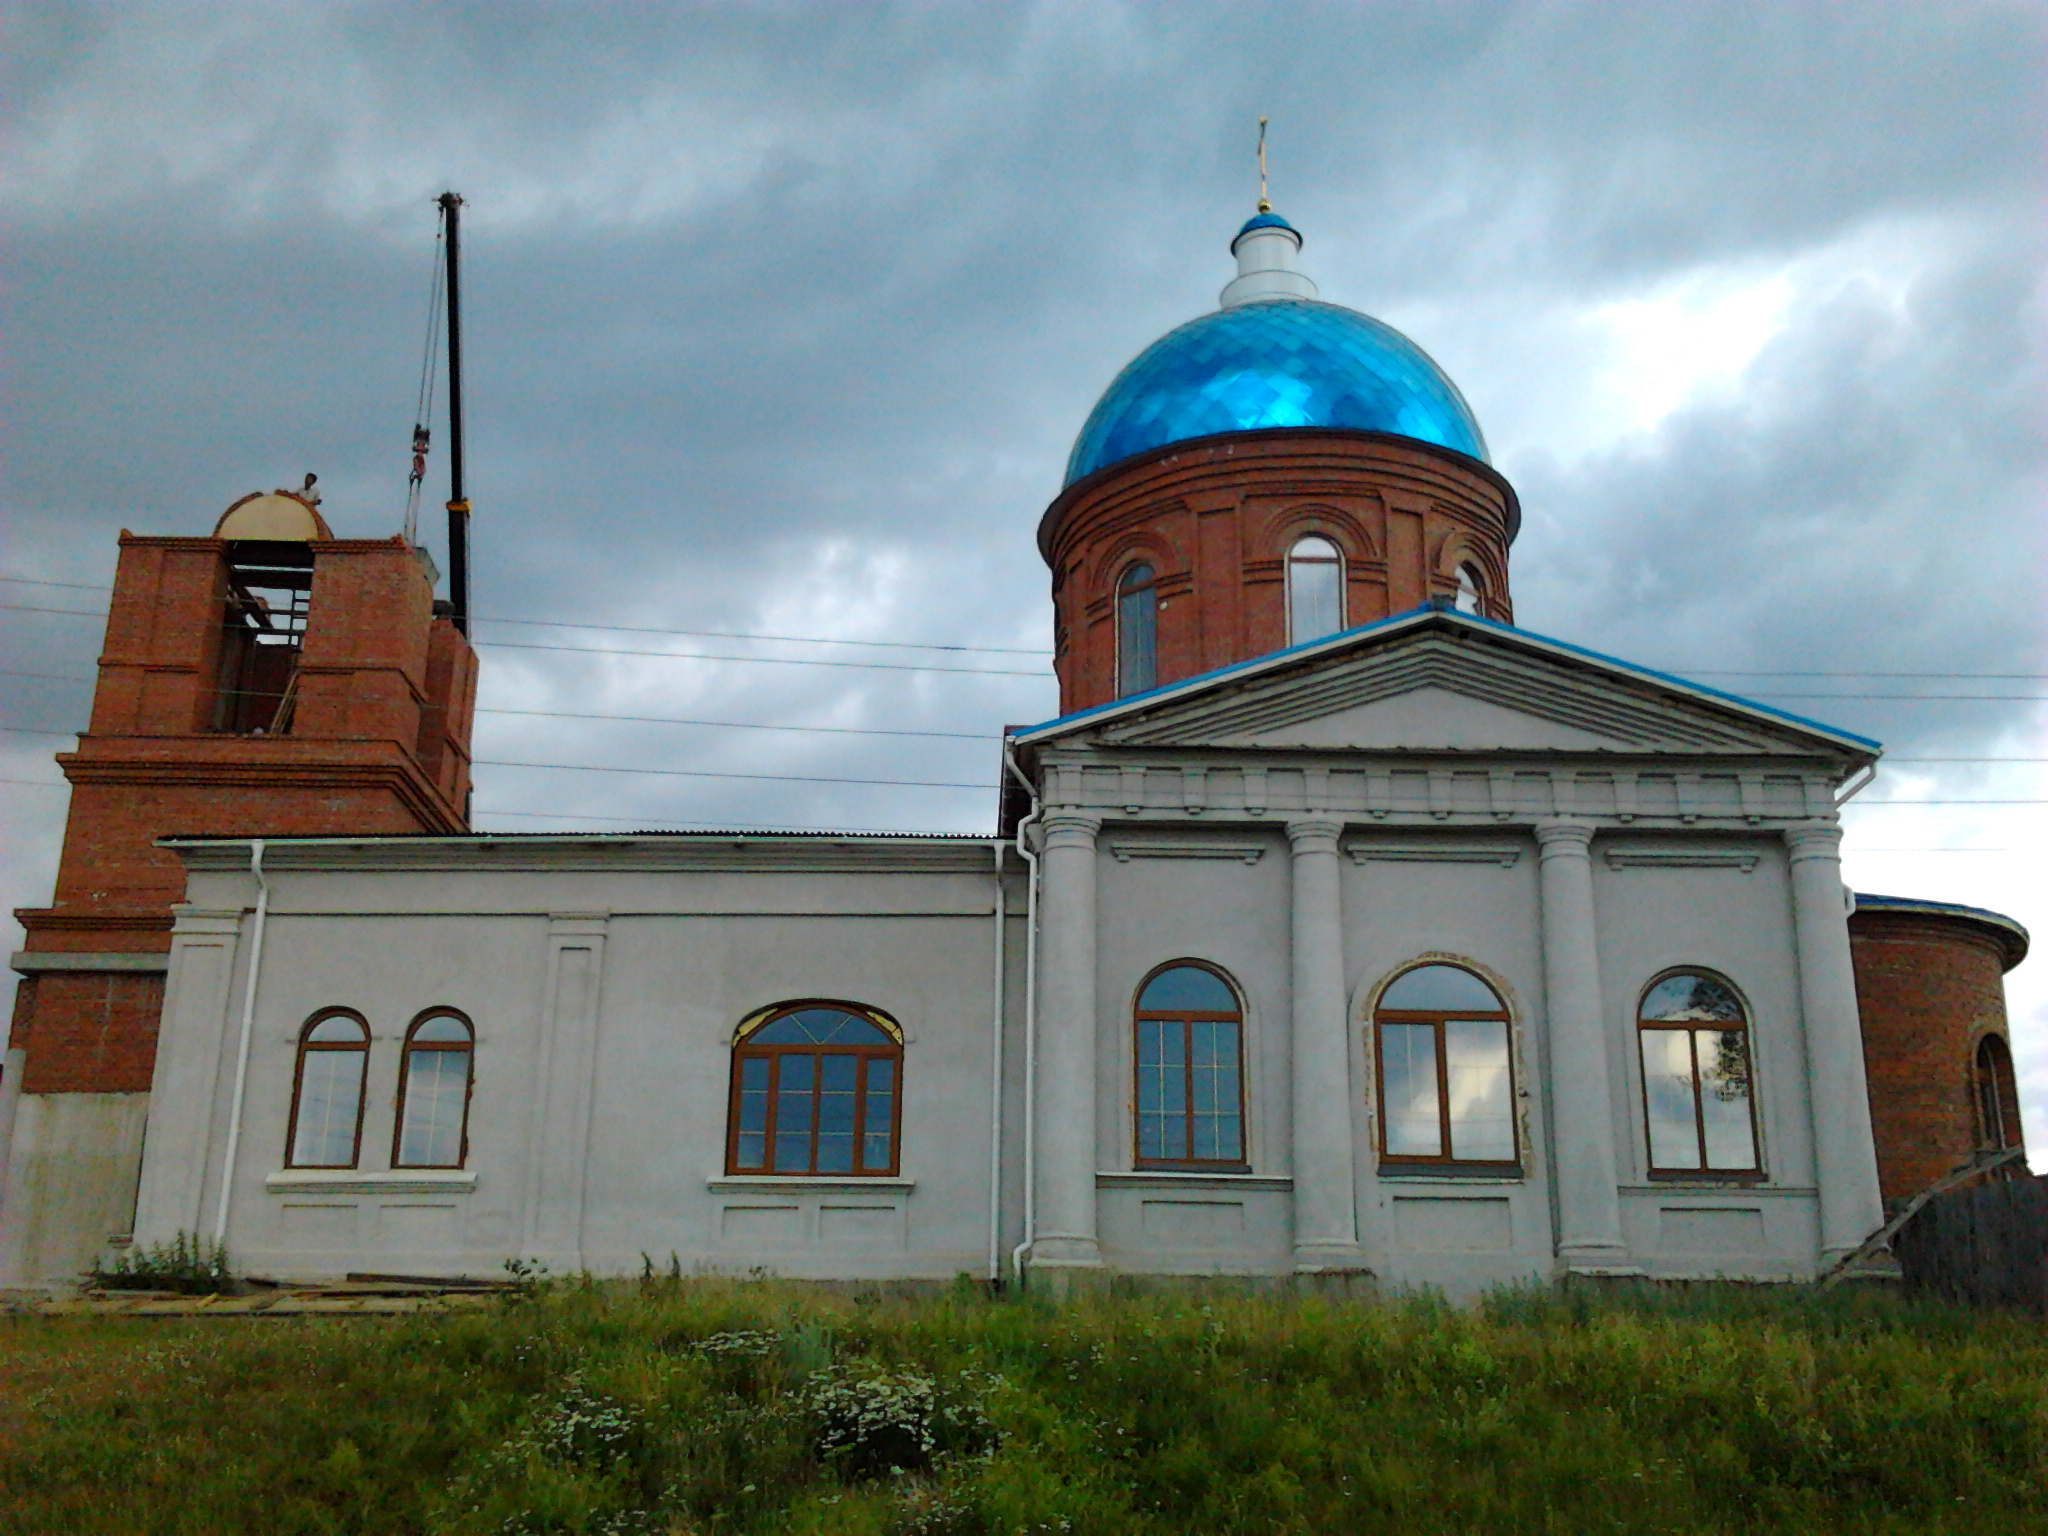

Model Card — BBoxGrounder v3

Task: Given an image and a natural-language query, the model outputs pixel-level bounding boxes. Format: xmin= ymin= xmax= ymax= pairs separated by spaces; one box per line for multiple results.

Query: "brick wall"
xmin=10 ymin=524 xmax=476 ymax=1097
xmin=1040 ymin=429 xmax=1518 ymax=713
xmin=1850 ymin=911 xmax=2022 ymax=1203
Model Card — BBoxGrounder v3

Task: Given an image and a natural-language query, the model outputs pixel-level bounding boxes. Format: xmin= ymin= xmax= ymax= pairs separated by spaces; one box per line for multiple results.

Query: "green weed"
xmin=0 ymin=1280 xmax=2040 ymax=1534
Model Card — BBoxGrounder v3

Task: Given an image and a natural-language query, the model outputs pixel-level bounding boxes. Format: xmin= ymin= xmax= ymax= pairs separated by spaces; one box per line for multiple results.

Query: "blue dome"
xmin=1065 ymin=299 xmax=1488 ymax=486
xmin=1234 ymin=211 xmax=1299 ymax=243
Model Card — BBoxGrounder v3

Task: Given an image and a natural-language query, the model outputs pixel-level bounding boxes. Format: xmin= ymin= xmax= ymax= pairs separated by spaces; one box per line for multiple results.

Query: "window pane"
xmin=1137 ymin=1018 xmax=1187 ymax=1160
xmin=1118 ymin=577 xmax=1157 ymax=696
xmin=1190 ymin=1019 xmax=1242 ymax=1162
xmin=736 ymin=1055 xmax=770 ymax=1170
xmin=1641 ymin=974 xmax=1743 ymax=1024
xmin=291 ymin=1049 xmax=365 ymax=1167
xmin=1380 ymin=1023 xmax=1442 ymax=1156
xmin=1696 ymin=1029 xmax=1757 ymax=1170
xmin=305 ymin=1015 xmax=367 ymax=1044
xmin=862 ymin=1056 xmax=895 ymax=1170
xmin=1444 ymin=1020 xmax=1514 ymax=1162
xmin=1138 ymin=965 xmax=1237 ymax=1014
xmin=410 ymin=1013 xmax=470 ymax=1045
xmin=1641 ymin=1028 xmax=1702 ymax=1169
xmin=397 ymin=1047 xmax=470 ymax=1167
xmin=815 ymin=1052 xmax=858 ymax=1174
xmin=1454 ymin=564 xmax=1482 ymax=614
xmin=1288 ymin=538 xmax=1343 ymax=642
xmin=774 ymin=1053 xmax=815 ymax=1173
xmin=1381 ymin=964 xmax=1502 ymax=1014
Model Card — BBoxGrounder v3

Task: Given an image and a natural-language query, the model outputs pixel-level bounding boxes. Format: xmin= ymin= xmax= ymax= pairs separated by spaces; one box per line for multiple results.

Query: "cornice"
xmin=168 ymin=833 xmax=1004 ymax=877
xmin=1039 ymin=427 xmax=1519 ymax=564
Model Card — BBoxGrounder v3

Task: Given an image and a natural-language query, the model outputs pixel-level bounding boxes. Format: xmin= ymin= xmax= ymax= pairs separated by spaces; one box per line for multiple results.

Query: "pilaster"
xmin=523 ymin=914 xmax=610 ymax=1271
xmin=1029 ymin=813 xmax=1105 ymax=1274
xmin=1783 ymin=825 xmax=1885 ymax=1260
xmin=1285 ymin=818 xmax=1367 ymax=1272
xmin=1534 ymin=820 xmax=1632 ymax=1272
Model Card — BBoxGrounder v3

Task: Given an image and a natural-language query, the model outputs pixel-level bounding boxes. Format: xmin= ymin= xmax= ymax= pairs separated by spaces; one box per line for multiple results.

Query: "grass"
xmin=0 ymin=1276 xmax=2042 ymax=1534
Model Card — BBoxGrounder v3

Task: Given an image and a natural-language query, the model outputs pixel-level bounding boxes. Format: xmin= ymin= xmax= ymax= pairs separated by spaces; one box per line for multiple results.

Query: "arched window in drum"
xmin=1287 ymin=535 xmax=1344 ymax=643
xmin=1975 ymin=1034 xmax=2022 ymax=1151
xmin=1116 ymin=561 xmax=1159 ymax=696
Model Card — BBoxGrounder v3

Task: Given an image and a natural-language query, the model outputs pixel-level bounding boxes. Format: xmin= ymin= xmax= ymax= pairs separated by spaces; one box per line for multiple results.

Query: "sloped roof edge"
xmin=1013 ymin=605 xmax=1883 ymax=756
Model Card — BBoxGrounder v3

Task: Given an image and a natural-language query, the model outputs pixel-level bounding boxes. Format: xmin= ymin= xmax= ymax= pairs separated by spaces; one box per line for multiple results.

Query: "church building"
xmin=2 ymin=206 xmax=2029 ymax=1293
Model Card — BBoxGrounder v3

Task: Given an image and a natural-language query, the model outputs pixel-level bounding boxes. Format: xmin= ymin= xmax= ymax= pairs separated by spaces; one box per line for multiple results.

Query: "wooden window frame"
xmin=1285 ymin=534 xmax=1346 ymax=645
xmin=724 ymin=1001 xmax=904 ymax=1178
xmin=1637 ymin=970 xmax=1761 ymax=1180
xmin=391 ymin=1009 xmax=475 ymax=1171
xmin=1373 ymin=967 xmax=1520 ymax=1172
xmin=284 ymin=1008 xmax=371 ymax=1170
xmin=1132 ymin=962 xmax=1249 ymax=1172
xmin=1115 ymin=560 xmax=1159 ymax=698
xmin=1974 ymin=1034 xmax=2020 ymax=1152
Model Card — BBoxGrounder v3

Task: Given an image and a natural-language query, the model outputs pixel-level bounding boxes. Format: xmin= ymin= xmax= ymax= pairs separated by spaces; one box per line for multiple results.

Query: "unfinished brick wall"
xmin=1039 ymin=429 xmax=1518 ymax=714
xmin=10 ymin=515 xmax=476 ymax=1096
xmin=1850 ymin=904 xmax=2027 ymax=1204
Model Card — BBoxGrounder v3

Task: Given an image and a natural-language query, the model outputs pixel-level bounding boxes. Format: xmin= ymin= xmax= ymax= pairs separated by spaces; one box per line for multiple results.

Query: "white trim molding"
xmin=265 ymin=1170 xmax=478 ymax=1195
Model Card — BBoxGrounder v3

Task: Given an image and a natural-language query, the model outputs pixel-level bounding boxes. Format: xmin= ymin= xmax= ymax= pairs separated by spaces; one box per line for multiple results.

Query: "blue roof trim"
xmin=1014 ymin=605 xmax=1884 ymax=751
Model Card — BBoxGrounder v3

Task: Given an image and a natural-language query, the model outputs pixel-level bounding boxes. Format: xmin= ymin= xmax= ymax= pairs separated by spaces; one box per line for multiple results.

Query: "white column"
xmin=1784 ymin=825 xmax=1885 ymax=1261
xmin=1030 ymin=812 xmax=1104 ymax=1273
xmin=1286 ymin=819 xmax=1366 ymax=1272
xmin=1535 ymin=821 xmax=1631 ymax=1270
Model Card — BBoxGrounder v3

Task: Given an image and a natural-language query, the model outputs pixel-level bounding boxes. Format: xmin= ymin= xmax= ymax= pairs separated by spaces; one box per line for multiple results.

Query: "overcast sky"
xmin=4 ymin=2 xmax=2044 ymax=1143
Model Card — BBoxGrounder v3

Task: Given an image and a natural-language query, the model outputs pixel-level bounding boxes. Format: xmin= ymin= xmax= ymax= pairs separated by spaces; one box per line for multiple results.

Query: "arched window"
xmin=1454 ymin=563 xmax=1484 ymax=615
xmin=1116 ymin=562 xmax=1158 ymax=696
xmin=1638 ymin=972 xmax=1759 ymax=1175
xmin=393 ymin=1011 xmax=474 ymax=1169
xmin=1134 ymin=963 xmax=1246 ymax=1168
xmin=728 ymin=1002 xmax=903 ymax=1176
xmin=1975 ymin=1034 xmax=2021 ymax=1151
xmin=1287 ymin=535 xmax=1344 ymax=643
xmin=286 ymin=1011 xmax=370 ymax=1169
xmin=1374 ymin=964 xmax=1516 ymax=1168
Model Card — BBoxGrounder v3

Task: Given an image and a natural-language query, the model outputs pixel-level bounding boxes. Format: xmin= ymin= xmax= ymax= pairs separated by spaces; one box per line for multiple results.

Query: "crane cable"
xmin=401 ymin=216 xmax=447 ymax=548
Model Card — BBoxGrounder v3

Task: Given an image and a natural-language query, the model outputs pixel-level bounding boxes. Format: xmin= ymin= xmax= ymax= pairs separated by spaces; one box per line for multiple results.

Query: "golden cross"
xmin=1257 ymin=116 xmax=1271 ymax=212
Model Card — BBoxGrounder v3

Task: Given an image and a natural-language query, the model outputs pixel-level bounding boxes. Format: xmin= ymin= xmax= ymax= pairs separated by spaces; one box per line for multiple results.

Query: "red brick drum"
xmin=1849 ymin=895 xmax=2030 ymax=1204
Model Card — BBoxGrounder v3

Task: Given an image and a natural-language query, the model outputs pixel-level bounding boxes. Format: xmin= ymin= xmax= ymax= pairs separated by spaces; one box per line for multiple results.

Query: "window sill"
xmin=1622 ymin=1180 xmax=1810 ymax=1196
xmin=1378 ymin=1167 xmax=1526 ymax=1184
xmin=266 ymin=1170 xmax=476 ymax=1195
xmin=1097 ymin=1170 xmax=1293 ymax=1192
xmin=707 ymin=1176 xmax=914 ymax=1194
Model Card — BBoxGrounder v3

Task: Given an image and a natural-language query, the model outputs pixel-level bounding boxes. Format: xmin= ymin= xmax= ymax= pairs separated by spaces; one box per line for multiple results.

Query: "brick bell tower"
xmin=1040 ymin=207 xmax=1518 ymax=715
xmin=2 ymin=486 xmax=476 ymax=1283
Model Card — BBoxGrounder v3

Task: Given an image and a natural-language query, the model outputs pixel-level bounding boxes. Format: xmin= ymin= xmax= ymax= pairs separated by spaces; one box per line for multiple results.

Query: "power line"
xmin=0 ymin=581 xmax=1051 ymax=657
xmin=481 ymin=708 xmax=995 ymax=741
xmin=477 ymin=615 xmax=1049 ymax=656
xmin=472 ymin=637 xmax=1051 ymax=676
xmin=476 ymin=759 xmax=988 ymax=789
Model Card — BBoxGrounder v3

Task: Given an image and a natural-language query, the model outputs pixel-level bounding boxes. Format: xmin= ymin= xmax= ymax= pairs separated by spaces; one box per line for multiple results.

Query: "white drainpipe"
xmin=1001 ymin=744 xmax=1042 ymax=1289
xmin=985 ymin=837 xmax=1007 ymax=1285
xmin=212 ymin=839 xmax=269 ymax=1249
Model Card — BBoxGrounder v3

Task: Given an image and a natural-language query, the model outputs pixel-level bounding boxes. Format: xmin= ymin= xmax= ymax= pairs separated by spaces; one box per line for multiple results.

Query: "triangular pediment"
xmin=1020 ymin=612 xmax=1878 ymax=761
